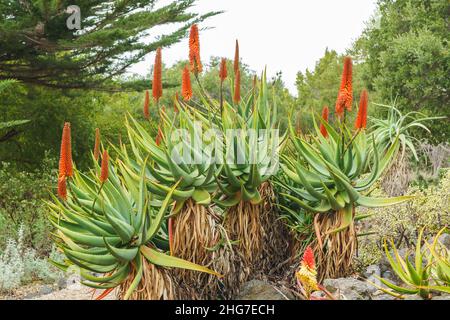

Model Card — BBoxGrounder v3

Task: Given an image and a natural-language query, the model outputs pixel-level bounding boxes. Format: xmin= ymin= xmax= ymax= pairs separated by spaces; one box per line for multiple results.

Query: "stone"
xmin=403 ymin=294 xmax=423 ymax=300
xmin=431 ymin=294 xmax=450 ymax=300
xmin=235 ymin=280 xmax=295 ymax=300
xmin=381 ymin=270 xmax=398 ymax=284
xmin=310 ymin=291 xmax=327 ymax=299
xmin=364 ymin=265 xmax=381 ymax=284
xmin=57 ymin=277 xmax=67 ymax=290
xmin=372 ymin=294 xmax=396 ymax=300
xmin=323 ymin=278 xmax=376 ymax=300
xmin=438 ymin=233 xmax=450 ymax=250
xmin=39 ymin=285 xmax=54 ymax=296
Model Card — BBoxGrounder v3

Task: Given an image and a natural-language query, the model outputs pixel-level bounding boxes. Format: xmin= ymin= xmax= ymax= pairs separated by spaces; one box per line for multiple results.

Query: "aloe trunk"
xmin=171 ymin=199 xmax=220 ymax=299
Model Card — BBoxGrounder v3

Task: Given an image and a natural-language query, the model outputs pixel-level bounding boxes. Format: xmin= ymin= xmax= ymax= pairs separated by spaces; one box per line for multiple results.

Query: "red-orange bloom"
xmin=234 ymin=39 xmax=240 ymax=74
xmin=143 ymin=90 xmax=150 ymax=119
xmin=152 ymin=47 xmax=163 ymax=102
xmin=302 ymin=246 xmax=315 ymax=270
xmin=100 ymin=150 xmax=109 ymax=183
xmin=94 ymin=128 xmax=101 ymax=161
xmin=58 ymin=122 xmax=73 ymax=178
xmin=182 ymin=66 xmax=193 ymax=101
xmin=189 ymin=24 xmax=202 ymax=74
xmin=219 ymin=58 xmax=227 ymax=82
xmin=57 ymin=176 xmax=67 ymax=200
xmin=355 ymin=90 xmax=369 ymax=130
xmin=320 ymin=106 xmax=329 ymax=138
xmin=335 ymin=56 xmax=353 ymax=117
xmin=155 ymin=126 xmax=163 ymax=146
xmin=234 ymin=68 xmax=241 ymax=104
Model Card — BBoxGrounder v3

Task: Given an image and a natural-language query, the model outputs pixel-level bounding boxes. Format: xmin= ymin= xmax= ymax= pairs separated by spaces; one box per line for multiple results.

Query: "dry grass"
xmin=118 ymin=257 xmax=175 ymax=300
xmin=312 ymin=210 xmax=356 ymax=281
xmin=171 ymin=199 xmax=220 ymax=299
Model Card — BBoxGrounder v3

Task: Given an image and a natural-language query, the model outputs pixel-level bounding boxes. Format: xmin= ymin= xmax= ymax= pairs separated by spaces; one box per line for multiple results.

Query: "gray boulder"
xmin=235 ymin=280 xmax=295 ymax=300
xmin=323 ymin=278 xmax=377 ymax=300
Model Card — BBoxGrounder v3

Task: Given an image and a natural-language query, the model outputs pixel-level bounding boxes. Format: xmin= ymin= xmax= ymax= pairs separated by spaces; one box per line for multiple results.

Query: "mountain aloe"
xmin=118 ymin=107 xmax=221 ymax=299
xmin=47 ymin=145 xmax=219 ymax=300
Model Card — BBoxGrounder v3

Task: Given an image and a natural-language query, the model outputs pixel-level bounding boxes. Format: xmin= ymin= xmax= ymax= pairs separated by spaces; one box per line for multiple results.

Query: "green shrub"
xmin=357 ymin=168 xmax=450 ymax=267
xmin=0 ymin=153 xmax=57 ymax=253
xmin=0 ymin=225 xmax=64 ymax=293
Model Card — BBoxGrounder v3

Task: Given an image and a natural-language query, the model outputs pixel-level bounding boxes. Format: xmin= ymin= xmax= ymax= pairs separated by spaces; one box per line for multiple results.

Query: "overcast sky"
xmin=129 ymin=0 xmax=377 ymax=95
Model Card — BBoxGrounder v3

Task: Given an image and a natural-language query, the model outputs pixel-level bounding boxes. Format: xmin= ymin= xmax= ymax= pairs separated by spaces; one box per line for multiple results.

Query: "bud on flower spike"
xmin=320 ymin=106 xmax=329 ymax=138
xmin=335 ymin=57 xmax=353 ymax=118
xmin=100 ymin=150 xmax=109 ymax=183
xmin=189 ymin=24 xmax=202 ymax=74
xmin=152 ymin=48 xmax=163 ymax=102
xmin=355 ymin=90 xmax=369 ymax=130
xmin=234 ymin=39 xmax=240 ymax=74
xmin=57 ymin=175 xmax=67 ymax=200
xmin=182 ymin=66 xmax=193 ymax=101
xmin=219 ymin=58 xmax=227 ymax=82
xmin=234 ymin=68 xmax=241 ymax=104
xmin=58 ymin=122 xmax=73 ymax=178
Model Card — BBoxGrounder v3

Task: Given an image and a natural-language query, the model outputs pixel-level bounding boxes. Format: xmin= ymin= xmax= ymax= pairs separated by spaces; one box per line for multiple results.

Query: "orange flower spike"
xmin=58 ymin=122 xmax=73 ymax=178
xmin=143 ymin=90 xmax=150 ymax=120
xmin=93 ymin=128 xmax=101 ymax=161
xmin=335 ymin=56 xmax=353 ymax=117
xmin=219 ymin=58 xmax=228 ymax=82
xmin=302 ymin=246 xmax=315 ymax=270
xmin=361 ymin=90 xmax=369 ymax=129
xmin=234 ymin=68 xmax=241 ymax=104
xmin=152 ymin=47 xmax=163 ymax=102
xmin=189 ymin=24 xmax=202 ymax=74
xmin=234 ymin=39 xmax=240 ymax=74
xmin=57 ymin=176 xmax=67 ymax=200
xmin=355 ymin=90 xmax=369 ymax=130
xmin=181 ymin=66 xmax=193 ymax=101
xmin=100 ymin=150 xmax=109 ymax=183
xmin=320 ymin=106 xmax=329 ymax=138
xmin=155 ymin=126 xmax=163 ymax=146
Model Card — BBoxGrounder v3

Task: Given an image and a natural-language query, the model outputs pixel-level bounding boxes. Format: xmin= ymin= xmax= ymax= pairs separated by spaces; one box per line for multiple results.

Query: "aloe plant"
xmin=279 ymin=110 xmax=414 ymax=279
xmin=47 ymin=157 xmax=219 ymax=300
xmin=371 ymin=103 xmax=442 ymax=160
xmin=117 ymin=107 xmax=222 ymax=299
xmin=370 ymin=228 xmax=450 ymax=299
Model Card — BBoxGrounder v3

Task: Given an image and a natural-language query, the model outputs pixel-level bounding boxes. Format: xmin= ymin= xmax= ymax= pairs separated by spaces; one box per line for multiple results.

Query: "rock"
xmin=438 ymin=233 xmax=450 ymax=250
xmin=57 ymin=277 xmax=67 ymax=290
xmin=431 ymin=294 xmax=450 ymax=300
xmin=235 ymin=280 xmax=294 ymax=300
xmin=381 ymin=270 xmax=398 ymax=284
xmin=372 ymin=294 xmax=396 ymax=300
xmin=39 ymin=285 xmax=54 ymax=296
xmin=323 ymin=278 xmax=376 ymax=300
xmin=364 ymin=265 xmax=381 ymax=284
xmin=23 ymin=292 xmax=41 ymax=300
xmin=403 ymin=294 xmax=423 ymax=300
xmin=310 ymin=291 xmax=327 ymax=299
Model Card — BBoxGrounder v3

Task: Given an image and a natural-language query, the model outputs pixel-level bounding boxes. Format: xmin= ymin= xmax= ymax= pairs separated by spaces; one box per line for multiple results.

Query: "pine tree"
xmin=0 ymin=0 xmax=219 ymax=89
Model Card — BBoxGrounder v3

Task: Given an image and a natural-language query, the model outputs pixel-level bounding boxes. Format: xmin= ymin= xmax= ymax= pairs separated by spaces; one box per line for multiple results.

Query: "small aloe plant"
xmin=370 ymin=228 xmax=450 ymax=299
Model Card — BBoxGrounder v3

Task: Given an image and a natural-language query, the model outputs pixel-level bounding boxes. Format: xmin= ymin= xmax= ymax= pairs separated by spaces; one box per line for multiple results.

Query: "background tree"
xmin=295 ymin=49 xmax=366 ymax=132
xmin=352 ymin=0 xmax=449 ymax=142
xmin=0 ymin=0 xmax=219 ymax=89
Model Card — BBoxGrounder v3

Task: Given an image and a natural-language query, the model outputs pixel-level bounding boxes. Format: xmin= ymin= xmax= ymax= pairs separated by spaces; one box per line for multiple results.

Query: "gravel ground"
xmin=31 ymin=285 xmax=117 ymax=300
xmin=1 ymin=283 xmax=117 ymax=300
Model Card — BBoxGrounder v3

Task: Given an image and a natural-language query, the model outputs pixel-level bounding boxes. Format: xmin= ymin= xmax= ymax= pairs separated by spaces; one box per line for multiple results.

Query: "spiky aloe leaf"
xmin=140 ymin=246 xmax=221 ymax=277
